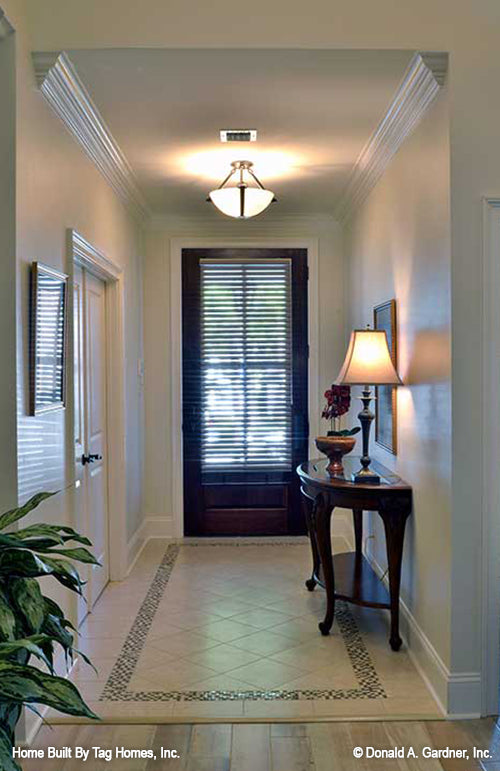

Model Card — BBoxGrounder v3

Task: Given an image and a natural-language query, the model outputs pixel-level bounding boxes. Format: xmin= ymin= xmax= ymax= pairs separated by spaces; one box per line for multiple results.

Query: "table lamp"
xmin=335 ymin=327 xmax=402 ymax=484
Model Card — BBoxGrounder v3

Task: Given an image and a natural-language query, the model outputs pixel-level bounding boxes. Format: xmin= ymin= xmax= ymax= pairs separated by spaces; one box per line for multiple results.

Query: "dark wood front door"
xmin=182 ymin=248 xmax=309 ymax=536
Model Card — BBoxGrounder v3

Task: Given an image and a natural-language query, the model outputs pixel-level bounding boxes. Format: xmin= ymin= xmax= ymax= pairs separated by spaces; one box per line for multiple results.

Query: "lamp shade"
xmin=209 ymin=187 xmax=274 ymax=219
xmin=335 ymin=329 xmax=402 ymax=386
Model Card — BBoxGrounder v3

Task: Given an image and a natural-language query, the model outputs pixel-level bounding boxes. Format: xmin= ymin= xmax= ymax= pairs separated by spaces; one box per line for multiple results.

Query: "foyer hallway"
xmin=50 ymin=539 xmax=440 ymax=723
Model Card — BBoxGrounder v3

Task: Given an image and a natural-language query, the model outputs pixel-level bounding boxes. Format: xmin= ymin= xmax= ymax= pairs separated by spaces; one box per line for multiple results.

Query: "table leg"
xmin=378 ymin=500 xmax=411 ymax=651
xmin=315 ymin=494 xmax=335 ymax=636
xmin=353 ymin=509 xmax=363 ymax=556
xmin=302 ymin=490 xmax=320 ymax=591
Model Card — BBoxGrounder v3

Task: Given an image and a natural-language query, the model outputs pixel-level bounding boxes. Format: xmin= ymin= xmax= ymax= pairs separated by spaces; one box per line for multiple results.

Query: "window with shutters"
xmin=200 ymin=258 xmax=292 ymax=471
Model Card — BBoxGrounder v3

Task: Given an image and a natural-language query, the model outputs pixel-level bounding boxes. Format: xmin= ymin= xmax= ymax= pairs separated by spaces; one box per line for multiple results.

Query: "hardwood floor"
xmin=21 ymin=719 xmax=500 ymax=770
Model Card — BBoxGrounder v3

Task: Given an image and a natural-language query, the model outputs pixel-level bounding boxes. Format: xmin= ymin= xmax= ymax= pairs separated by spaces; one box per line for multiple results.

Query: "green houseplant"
xmin=0 ymin=492 xmax=99 ymax=771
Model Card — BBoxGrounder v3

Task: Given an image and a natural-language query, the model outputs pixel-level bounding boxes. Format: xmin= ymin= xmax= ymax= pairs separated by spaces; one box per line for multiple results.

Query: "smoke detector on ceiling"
xmin=220 ymin=129 xmax=257 ymax=143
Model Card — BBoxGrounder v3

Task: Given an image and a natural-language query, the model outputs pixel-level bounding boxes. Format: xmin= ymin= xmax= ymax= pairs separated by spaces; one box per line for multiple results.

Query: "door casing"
xmin=170 ymin=237 xmax=320 ymax=538
xmin=68 ymin=230 xmax=128 ymax=583
xmin=74 ymin=266 xmax=110 ymax=618
xmin=182 ymin=248 xmax=309 ymax=536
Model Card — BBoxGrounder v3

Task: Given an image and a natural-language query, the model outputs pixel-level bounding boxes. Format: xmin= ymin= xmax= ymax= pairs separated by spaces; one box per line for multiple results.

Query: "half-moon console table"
xmin=297 ymin=457 xmax=412 ymax=651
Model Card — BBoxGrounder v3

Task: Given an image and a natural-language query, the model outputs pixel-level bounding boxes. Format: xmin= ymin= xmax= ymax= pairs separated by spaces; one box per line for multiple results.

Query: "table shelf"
xmin=316 ymin=551 xmax=390 ymax=609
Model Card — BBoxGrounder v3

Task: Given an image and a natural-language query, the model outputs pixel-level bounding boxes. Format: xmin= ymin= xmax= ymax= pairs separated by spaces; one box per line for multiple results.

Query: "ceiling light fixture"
xmin=207 ymin=160 xmax=276 ymax=219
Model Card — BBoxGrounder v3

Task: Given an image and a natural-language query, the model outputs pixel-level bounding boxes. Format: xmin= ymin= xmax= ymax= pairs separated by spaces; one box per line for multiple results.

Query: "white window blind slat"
xmin=201 ymin=259 xmax=292 ymax=471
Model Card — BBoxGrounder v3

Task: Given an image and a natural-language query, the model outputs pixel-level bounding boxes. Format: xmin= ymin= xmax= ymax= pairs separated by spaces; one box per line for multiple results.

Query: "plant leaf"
xmin=0 ymin=662 xmax=99 ymax=719
xmin=0 ymin=637 xmax=54 ymax=672
xmin=37 ymin=636 xmax=55 ymax=673
xmin=0 ymin=550 xmax=54 ymax=578
xmin=0 ymin=593 xmax=15 ymax=642
xmin=0 ymin=493 xmax=57 ymax=532
xmin=13 ymin=537 xmax=66 ymax=551
xmin=57 ymin=526 xmax=93 ymax=546
xmin=43 ymin=596 xmax=65 ymax=619
xmin=41 ymin=556 xmax=85 ymax=595
xmin=0 ymin=724 xmax=21 ymax=771
xmin=74 ymin=648 xmax=98 ymax=676
xmin=0 ymin=703 xmax=22 ymax=737
xmin=42 ymin=614 xmax=74 ymax=654
xmin=13 ymin=524 xmax=92 ymax=547
xmin=0 ymin=535 xmax=28 ymax=550
xmin=9 ymin=578 xmax=45 ymax=634
xmin=41 ymin=547 xmax=100 ymax=565
xmin=43 ymin=596 xmax=76 ymax=631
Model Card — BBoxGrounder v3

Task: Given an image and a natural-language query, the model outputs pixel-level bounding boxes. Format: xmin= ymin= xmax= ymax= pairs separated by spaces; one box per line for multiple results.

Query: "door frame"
xmin=481 ymin=198 xmax=500 ymax=715
xmin=170 ymin=237 xmax=320 ymax=538
xmin=67 ymin=229 xmax=128 ymax=580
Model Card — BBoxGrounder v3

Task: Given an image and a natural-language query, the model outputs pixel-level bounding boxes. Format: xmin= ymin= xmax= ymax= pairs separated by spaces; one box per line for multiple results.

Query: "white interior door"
xmin=74 ymin=266 xmax=110 ymax=620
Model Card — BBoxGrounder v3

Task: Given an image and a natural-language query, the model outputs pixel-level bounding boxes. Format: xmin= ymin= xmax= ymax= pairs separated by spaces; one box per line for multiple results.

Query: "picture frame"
xmin=373 ymin=299 xmax=397 ymax=454
xmin=29 ymin=261 xmax=68 ymax=416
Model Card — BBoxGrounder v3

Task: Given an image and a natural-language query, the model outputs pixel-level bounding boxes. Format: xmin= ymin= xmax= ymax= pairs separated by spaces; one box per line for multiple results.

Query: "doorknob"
xmin=81 ymin=453 xmax=102 ymax=465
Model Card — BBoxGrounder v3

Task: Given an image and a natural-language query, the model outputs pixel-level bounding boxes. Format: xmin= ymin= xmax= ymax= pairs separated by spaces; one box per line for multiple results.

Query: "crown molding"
xmin=32 ymin=51 xmax=149 ymax=222
xmin=0 ymin=7 xmax=13 ymax=38
xmin=335 ymin=51 xmax=448 ymax=222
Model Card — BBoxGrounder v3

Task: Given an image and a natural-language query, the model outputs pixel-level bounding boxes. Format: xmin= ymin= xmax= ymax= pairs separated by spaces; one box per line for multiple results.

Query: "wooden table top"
xmin=297 ymin=457 xmax=412 ymax=491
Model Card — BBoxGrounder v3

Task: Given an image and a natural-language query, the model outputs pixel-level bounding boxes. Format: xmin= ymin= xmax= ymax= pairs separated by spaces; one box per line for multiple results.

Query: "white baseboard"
xmin=446 ymin=672 xmax=482 ymax=717
xmin=365 ymin=545 xmax=481 ymax=717
xmin=127 ymin=521 xmax=147 ymax=573
xmin=127 ymin=515 xmax=174 ymax=574
xmin=144 ymin=516 xmax=174 ymax=540
xmin=128 ymin=516 xmax=318 ymax=572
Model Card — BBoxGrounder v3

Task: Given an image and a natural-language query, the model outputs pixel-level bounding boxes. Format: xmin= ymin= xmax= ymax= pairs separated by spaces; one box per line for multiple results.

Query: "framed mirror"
xmin=29 ymin=261 xmax=68 ymax=415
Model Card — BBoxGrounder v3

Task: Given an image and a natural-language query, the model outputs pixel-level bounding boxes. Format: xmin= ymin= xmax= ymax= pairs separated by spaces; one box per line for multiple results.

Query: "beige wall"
xmin=344 ymin=91 xmax=452 ymax=685
xmin=0 ymin=23 xmax=17 ymax=514
xmin=143 ymin=215 xmax=344 ymax=528
xmin=1 ymin=0 xmax=145 ymax=544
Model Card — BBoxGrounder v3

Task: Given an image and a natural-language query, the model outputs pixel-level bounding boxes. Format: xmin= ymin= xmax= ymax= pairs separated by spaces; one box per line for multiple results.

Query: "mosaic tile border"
xmin=100 ymin=543 xmax=386 ymax=702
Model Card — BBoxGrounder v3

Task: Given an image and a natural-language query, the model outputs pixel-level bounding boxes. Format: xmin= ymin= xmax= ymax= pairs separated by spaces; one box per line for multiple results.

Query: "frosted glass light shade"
xmin=335 ymin=329 xmax=402 ymax=386
xmin=209 ymin=187 xmax=274 ymax=219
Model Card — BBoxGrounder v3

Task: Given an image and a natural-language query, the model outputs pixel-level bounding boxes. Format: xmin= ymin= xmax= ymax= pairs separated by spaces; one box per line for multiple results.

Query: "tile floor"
xmin=52 ymin=539 xmax=442 ymax=722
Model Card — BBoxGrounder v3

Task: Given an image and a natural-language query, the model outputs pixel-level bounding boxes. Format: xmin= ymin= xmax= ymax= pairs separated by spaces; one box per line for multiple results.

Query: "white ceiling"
xmin=69 ymin=49 xmax=414 ymax=217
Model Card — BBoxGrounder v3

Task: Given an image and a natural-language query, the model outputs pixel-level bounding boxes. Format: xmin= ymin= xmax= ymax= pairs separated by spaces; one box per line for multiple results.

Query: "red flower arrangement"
xmin=322 ymin=384 xmax=360 ymax=437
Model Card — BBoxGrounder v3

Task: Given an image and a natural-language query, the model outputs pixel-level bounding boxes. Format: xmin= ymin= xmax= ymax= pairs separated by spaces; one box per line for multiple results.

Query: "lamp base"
xmin=353 ymin=468 xmax=380 ymax=485
xmin=353 ymin=386 xmax=381 ymax=484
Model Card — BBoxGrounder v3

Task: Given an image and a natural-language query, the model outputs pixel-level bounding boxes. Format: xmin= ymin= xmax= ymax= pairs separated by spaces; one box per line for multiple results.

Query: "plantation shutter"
xmin=200 ymin=258 xmax=293 ymax=471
